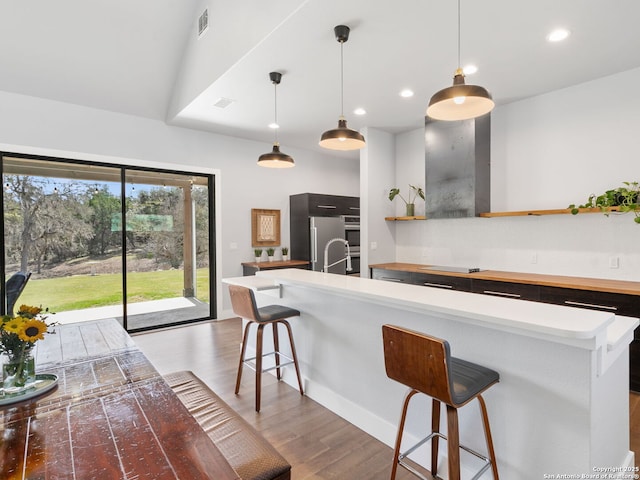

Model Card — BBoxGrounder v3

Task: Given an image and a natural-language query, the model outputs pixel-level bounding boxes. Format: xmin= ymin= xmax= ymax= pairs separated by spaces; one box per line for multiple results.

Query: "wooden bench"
xmin=164 ymin=371 xmax=291 ymax=480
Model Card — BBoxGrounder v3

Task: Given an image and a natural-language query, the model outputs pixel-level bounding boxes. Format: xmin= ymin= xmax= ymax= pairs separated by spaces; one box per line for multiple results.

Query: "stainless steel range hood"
xmin=424 ymin=114 xmax=491 ymax=218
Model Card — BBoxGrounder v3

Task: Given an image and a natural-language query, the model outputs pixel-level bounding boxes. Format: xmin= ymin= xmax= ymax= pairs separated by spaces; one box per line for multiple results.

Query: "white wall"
xmin=0 ymin=90 xmax=359 ymax=316
xmin=391 ymin=67 xmax=640 ymax=281
xmin=360 ymin=128 xmax=397 ymax=274
xmin=167 ymin=0 xmax=305 ymax=119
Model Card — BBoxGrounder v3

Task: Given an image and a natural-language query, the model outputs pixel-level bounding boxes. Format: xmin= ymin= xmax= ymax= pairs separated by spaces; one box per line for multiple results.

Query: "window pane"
xmin=2 ymin=157 xmax=124 ymax=325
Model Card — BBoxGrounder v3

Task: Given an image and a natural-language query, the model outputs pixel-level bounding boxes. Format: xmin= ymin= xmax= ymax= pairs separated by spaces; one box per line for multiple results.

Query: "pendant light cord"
xmin=273 ymin=81 xmax=279 ymax=143
xmin=457 ymin=0 xmax=461 ymax=69
xmin=340 ymin=40 xmax=345 ymax=117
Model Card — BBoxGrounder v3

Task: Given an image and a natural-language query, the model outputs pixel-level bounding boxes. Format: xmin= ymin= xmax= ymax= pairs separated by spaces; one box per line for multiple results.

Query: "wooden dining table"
xmin=0 ymin=318 xmax=240 ymax=480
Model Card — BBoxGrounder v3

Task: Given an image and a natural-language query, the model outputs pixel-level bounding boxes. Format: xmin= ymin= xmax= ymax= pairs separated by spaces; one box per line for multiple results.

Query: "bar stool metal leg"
xmin=273 ymin=322 xmax=281 ymax=380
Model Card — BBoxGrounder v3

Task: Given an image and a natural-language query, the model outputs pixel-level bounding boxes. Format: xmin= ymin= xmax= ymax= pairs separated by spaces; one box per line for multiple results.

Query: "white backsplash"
xmin=395 ymin=213 xmax=640 ymax=281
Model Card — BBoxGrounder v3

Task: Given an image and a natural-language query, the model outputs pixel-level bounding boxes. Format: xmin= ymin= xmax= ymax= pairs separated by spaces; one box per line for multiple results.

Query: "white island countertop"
xmin=225 ymin=268 xmax=637 ymax=352
xmin=223 ymin=268 xmax=638 ymax=476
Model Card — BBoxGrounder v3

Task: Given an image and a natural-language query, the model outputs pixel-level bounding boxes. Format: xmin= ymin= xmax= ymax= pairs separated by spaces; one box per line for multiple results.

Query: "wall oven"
xmin=342 ymin=215 xmax=360 ymax=274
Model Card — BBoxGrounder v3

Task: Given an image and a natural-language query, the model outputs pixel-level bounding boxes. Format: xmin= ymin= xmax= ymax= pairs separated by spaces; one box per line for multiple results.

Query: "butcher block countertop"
xmin=369 ymin=262 xmax=640 ymax=296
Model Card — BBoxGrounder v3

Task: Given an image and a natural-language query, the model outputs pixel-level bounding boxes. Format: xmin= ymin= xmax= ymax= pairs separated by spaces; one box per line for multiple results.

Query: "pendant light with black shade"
xmin=426 ymin=0 xmax=494 ymax=121
xmin=319 ymin=25 xmax=365 ymax=151
xmin=258 ymin=71 xmax=295 ymax=168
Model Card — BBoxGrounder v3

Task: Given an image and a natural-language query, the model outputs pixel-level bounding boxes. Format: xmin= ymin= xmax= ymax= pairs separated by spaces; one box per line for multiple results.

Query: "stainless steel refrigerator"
xmin=309 ymin=216 xmax=347 ymax=274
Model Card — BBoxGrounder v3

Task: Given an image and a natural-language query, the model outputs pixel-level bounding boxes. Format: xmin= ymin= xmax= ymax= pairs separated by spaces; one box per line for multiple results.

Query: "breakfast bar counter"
xmin=224 ymin=268 xmax=637 ymax=478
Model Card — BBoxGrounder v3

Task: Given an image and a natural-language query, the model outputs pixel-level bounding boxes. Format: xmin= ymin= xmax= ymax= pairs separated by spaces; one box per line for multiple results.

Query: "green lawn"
xmin=18 ymin=269 xmax=210 ymax=312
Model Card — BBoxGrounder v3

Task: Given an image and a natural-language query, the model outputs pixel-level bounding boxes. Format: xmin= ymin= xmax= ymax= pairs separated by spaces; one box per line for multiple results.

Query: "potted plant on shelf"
xmin=569 ymin=181 xmax=640 ymax=224
xmin=389 ymin=185 xmax=425 ymax=217
xmin=266 ymin=247 xmax=276 ymax=262
xmin=254 ymin=249 xmax=263 ymax=262
xmin=281 ymin=247 xmax=289 ymax=261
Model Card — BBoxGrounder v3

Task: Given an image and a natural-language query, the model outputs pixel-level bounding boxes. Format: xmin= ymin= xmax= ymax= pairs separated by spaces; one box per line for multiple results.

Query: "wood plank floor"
xmin=133 ymin=318 xmax=640 ymax=479
xmin=133 ymin=318 xmax=427 ymax=479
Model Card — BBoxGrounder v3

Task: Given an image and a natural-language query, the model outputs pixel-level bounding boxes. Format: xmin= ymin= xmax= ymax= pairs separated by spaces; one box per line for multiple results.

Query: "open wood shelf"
xmin=479 ymin=206 xmax=622 ymax=218
xmin=384 ymin=215 xmax=426 ymax=221
xmin=385 ymin=207 xmax=628 ymax=220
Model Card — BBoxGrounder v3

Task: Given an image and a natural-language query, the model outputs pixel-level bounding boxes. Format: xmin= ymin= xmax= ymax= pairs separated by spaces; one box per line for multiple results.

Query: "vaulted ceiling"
xmin=1 ymin=1 xmax=639 ymax=156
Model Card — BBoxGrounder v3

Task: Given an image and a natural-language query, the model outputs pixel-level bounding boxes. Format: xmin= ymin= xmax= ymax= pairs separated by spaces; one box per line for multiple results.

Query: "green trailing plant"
xmin=388 ymin=185 xmax=425 ymax=205
xmin=569 ymin=182 xmax=640 ymax=224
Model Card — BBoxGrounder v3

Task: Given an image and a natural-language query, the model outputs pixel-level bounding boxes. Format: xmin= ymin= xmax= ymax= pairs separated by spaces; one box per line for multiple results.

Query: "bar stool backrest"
xmin=6 ymin=271 xmax=31 ymax=316
xmin=382 ymin=324 xmax=455 ymax=406
xmin=229 ymin=285 xmax=260 ymax=322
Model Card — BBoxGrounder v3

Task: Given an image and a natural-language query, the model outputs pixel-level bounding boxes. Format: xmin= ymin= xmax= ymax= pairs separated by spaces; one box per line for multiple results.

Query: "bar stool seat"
xmin=382 ymin=324 xmax=499 ymax=480
xmin=229 ymin=285 xmax=304 ymax=412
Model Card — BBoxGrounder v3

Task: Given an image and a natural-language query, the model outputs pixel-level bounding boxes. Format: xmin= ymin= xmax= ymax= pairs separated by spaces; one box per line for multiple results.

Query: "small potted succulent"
xmin=266 ymin=247 xmax=276 ymax=262
xmin=389 ymin=184 xmax=425 ymax=217
xmin=281 ymin=247 xmax=289 ymax=261
xmin=254 ymin=248 xmax=263 ymax=262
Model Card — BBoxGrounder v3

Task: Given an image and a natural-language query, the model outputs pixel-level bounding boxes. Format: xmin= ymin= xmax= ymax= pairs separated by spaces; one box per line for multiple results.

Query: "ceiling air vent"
xmin=198 ymin=9 xmax=209 ymax=37
xmin=213 ymin=97 xmax=234 ymax=109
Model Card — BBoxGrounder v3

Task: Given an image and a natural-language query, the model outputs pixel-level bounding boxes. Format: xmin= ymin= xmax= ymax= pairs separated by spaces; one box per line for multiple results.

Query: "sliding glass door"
xmin=123 ymin=169 xmax=211 ymax=330
xmin=1 ymin=153 xmax=215 ymax=332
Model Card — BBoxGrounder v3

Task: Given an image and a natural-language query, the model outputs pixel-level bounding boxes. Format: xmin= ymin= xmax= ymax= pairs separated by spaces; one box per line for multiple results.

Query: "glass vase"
xmin=2 ymin=352 xmax=36 ymax=395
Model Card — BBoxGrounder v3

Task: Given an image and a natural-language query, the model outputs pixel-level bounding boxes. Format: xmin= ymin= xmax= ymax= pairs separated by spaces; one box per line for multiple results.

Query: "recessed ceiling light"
xmin=547 ymin=28 xmax=570 ymax=42
xmin=268 ymin=122 xmax=279 ymax=129
xmin=354 ymin=108 xmax=367 ymax=115
xmin=463 ymin=65 xmax=478 ymax=75
xmin=400 ymin=89 xmax=414 ymax=98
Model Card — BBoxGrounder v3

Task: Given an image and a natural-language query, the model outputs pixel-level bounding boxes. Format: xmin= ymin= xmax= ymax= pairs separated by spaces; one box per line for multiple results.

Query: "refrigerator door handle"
xmin=310 ymin=225 xmax=318 ymax=263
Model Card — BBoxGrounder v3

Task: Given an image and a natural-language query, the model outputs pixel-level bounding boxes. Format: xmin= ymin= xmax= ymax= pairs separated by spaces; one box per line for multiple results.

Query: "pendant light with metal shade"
xmin=258 ymin=71 xmax=295 ymax=168
xmin=319 ymin=25 xmax=365 ymax=151
xmin=426 ymin=0 xmax=494 ymax=121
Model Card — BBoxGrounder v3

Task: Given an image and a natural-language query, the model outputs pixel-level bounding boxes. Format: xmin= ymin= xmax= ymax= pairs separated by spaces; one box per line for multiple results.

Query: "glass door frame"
xmin=0 ymin=151 xmax=217 ymax=333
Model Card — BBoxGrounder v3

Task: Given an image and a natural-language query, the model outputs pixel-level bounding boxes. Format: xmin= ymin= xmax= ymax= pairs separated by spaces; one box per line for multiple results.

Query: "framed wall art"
xmin=251 ymin=208 xmax=280 ymax=247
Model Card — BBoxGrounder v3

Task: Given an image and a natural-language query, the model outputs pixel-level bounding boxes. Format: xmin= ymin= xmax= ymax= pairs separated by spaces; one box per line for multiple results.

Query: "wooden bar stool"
xmin=229 ymin=284 xmax=304 ymax=412
xmin=382 ymin=324 xmax=499 ymax=480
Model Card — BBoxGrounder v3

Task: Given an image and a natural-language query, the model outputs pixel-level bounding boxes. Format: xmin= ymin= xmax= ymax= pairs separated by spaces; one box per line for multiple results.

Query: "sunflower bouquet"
xmin=1 ymin=305 xmax=57 ymax=391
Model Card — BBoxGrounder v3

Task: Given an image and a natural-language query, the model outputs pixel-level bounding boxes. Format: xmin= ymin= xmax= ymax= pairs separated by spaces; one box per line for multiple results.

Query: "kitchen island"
xmin=223 ymin=268 xmax=637 ymax=478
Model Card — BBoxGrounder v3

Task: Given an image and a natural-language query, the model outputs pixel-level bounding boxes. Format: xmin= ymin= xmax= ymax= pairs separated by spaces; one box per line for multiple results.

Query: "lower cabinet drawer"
xmin=370 ymin=268 xmax=412 ymax=283
xmin=539 ymin=286 xmax=640 ymax=318
xmin=412 ymin=273 xmax=471 ymax=291
xmin=471 ymin=279 xmax=540 ymax=301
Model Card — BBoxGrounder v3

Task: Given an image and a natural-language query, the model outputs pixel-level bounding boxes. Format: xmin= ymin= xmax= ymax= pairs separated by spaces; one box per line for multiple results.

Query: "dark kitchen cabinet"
xmin=412 ymin=272 xmax=471 ymax=291
xmin=471 ymin=279 xmax=540 ymax=301
xmin=291 ymin=193 xmax=359 ymax=218
xmin=538 ymin=286 xmax=639 ymax=317
xmin=370 ymin=269 xmax=471 ymax=290
xmin=290 ymin=193 xmax=359 ymax=265
xmin=371 ymin=268 xmax=412 ymax=284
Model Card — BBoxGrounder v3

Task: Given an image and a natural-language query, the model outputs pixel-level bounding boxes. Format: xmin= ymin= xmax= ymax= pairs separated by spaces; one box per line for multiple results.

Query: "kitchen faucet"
xmin=323 ymin=237 xmax=352 ymax=273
